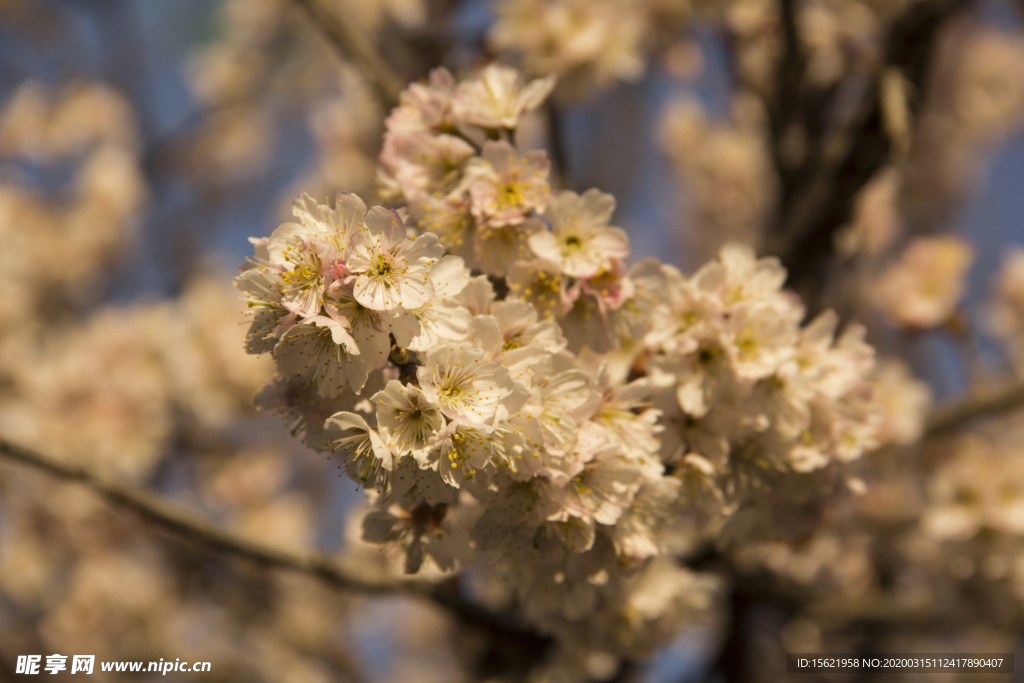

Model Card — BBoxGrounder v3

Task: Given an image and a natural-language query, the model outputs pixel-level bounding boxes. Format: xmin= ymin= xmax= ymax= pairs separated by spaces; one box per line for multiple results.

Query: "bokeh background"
xmin=2 ymin=0 xmax=1024 ymax=681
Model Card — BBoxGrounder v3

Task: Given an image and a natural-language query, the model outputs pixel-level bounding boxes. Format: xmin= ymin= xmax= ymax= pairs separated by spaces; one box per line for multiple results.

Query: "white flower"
xmin=696 ymin=242 xmax=788 ymax=307
xmin=344 ymin=205 xmax=444 ymax=310
xmin=315 ymin=412 xmax=394 ymax=492
xmin=363 ymin=501 xmax=469 ymax=574
xmin=722 ymin=301 xmax=799 ymax=382
xmin=506 ymin=258 xmax=568 ymax=320
xmin=467 ymin=141 xmax=550 ymax=227
xmin=540 ymin=430 xmax=649 ymax=553
xmin=435 ymin=420 xmax=496 ymax=488
xmin=407 ymin=193 xmax=474 ymax=260
xmin=378 ymin=132 xmax=475 ymax=202
xmin=650 ymin=337 xmax=733 ymax=420
xmin=468 ymin=315 xmax=545 ymax=387
xmin=612 ymin=478 xmax=682 ymax=563
xmin=591 ymin=377 xmax=662 ymax=455
xmin=451 ymin=63 xmax=555 ymax=130
xmin=389 ymin=455 xmax=459 ymax=507
xmin=522 ymin=357 xmax=595 ymax=459
xmin=265 ymin=192 xmax=366 ymax=318
xmin=270 ymin=192 xmax=361 ymax=264
xmin=231 ymin=63 xmax=898 ymax=657
xmin=491 ymin=299 xmax=566 ymax=354
xmin=406 ymin=254 xmax=473 ymax=352
xmin=474 ymin=218 xmax=545 ymax=276
xmin=872 ymin=360 xmax=932 ymax=446
xmin=467 ymin=299 xmax=566 ymax=382
xmin=987 ymin=247 xmax=1024 ymax=345
xmin=373 ymin=380 xmax=445 ymax=463
xmin=325 ymin=286 xmax=420 ymax=370
xmin=647 ymin=262 xmax=718 ymax=354
xmin=385 ymin=67 xmax=456 ymax=135
xmin=234 ymin=266 xmax=293 ymax=354
xmin=457 ymin=275 xmax=497 ymax=316
xmin=273 ymin=321 xmax=369 ymax=396
xmin=529 ymin=189 xmax=628 ymax=278
xmin=552 ymin=441 xmax=645 ymax=527
xmin=276 ymin=238 xmax=334 ymax=319
xmin=417 ymin=344 xmax=519 ymax=425
xmin=610 ymin=258 xmax=671 ymax=345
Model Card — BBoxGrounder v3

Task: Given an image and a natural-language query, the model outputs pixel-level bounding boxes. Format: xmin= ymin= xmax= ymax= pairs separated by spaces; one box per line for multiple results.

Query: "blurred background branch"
xmin=293 ymin=0 xmax=403 ymax=109
xmin=0 ymin=436 xmax=553 ymax=669
xmin=764 ymin=0 xmax=969 ymax=306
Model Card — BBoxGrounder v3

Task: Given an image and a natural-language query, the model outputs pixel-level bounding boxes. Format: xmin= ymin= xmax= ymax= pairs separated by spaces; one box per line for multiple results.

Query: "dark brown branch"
xmin=764 ymin=0 xmax=969 ymax=303
xmin=0 ymin=437 xmax=551 ymax=663
xmin=925 ymin=379 xmax=1024 ymax=438
xmin=0 ymin=437 xmax=418 ymax=594
xmin=768 ymin=0 xmax=808 ymax=187
xmin=292 ymin=0 xmax=404 ymax=110
xmin=546 ymin=102 xmax=572 ymax=190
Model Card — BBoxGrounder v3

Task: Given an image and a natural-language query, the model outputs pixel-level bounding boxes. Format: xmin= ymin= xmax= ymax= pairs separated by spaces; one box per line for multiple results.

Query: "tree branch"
xmin=292 ymin=0 xmax=404 ymax=110
xmin=768 ymin=0 xmax=807 ymax=189
xmin=925 ymin=379 xmax=1024 ymax=438
xmin=546 ymin=102 xmax=572 ymax=190
xmin=764 ymin=0 xmax=969 ymax=304
xmin=0 ymin=437 xmax=420 ymax=593
xmin=0 ymin=437 xmax=551 ymax=660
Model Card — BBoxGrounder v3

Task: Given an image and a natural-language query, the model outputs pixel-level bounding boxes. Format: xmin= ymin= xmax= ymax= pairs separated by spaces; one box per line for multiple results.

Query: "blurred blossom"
xmin=873 ymin=236 xmax=973 ymax=329
xmin=946 ymin=29 xmax=1024 ymax=144
xmin=797 ymin=1 xmax=881 ymax=87
xmin=490 ymin=0 xmax=647 ymax=99
xmin=190 ymin=107 xmax=274 ymax=181
xmin=903 ymin=26 xmax=1024 ymax=229
xmin=659 ymin=98 xmax=774 ymax=262
xmin=0 ymin=81 xmax=139 ymax=159
xmin=871 ymin=360 xmax=931 ymax=446
xmin=331 ymin=0 xmax=427 ymax=33
xmin=300 ymin=65 xmax=382 ymax=199
xmin=836 ymin=168 xmax=902 ymax=258
xmin=0 ymin=80 xmax=146 ymax=329
xmin=922 ymin=435 xmax=1024 ymax=541
xmin=0 ymin=275 xmax=272 ymax=480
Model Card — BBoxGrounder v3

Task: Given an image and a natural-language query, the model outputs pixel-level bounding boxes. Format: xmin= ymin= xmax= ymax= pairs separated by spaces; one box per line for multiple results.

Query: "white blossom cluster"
xmin=235 ymin=64 xmax=884 ymax=654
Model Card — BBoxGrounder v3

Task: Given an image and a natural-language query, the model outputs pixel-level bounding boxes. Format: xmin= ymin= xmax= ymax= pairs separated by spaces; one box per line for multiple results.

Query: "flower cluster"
xmin=236 ymin=65 xmax=885 ymax=655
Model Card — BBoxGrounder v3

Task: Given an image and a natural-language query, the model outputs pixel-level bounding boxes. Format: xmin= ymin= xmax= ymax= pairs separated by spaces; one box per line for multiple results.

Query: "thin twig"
xmin=0 ymin=437 xmax=550 ymax=656
xmin=292 ymin=0 xmax=404 ymax=110
xmin=546 ymin=102 xmax=571 ymax=190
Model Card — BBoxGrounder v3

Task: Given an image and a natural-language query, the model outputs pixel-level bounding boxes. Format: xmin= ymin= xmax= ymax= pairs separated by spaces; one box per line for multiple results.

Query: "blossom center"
xmin=370 ymin=254 xmax=398 ymax=278
xmin=438 ymin=382 xmax=466 ymax=403
xmin=497 ymin=181 xmax=525 ymax=211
